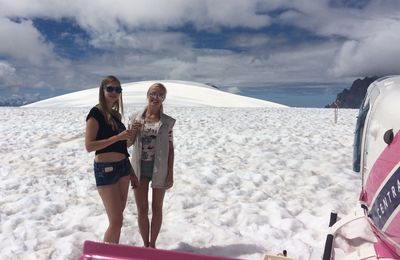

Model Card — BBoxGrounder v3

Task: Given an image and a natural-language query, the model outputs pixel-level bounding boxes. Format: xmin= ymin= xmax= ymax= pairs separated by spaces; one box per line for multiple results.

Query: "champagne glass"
xmin=128 ymin=117 xmax=133 ymax=130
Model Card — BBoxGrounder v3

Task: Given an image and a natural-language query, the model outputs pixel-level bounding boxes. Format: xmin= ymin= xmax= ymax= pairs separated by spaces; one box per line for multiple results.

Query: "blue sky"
xmin=1 ymin=0 xmax=400 ymax=103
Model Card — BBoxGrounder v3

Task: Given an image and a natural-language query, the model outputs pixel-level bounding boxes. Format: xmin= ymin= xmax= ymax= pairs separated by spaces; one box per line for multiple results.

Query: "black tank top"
xmin=86 ymin=106 xmax=129 ymax=157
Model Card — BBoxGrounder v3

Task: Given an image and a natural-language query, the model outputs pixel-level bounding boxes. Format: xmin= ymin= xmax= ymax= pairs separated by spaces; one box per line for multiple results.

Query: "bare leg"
xmin=118 ymin=175 xmax=130 ymax=212
xmin=134 ymin=179 xmax=150 ymax=247
xmin=149 ymin=188 xmax=166 ymax=248
xmin=97 ymin=175 xmax=130 ymax=243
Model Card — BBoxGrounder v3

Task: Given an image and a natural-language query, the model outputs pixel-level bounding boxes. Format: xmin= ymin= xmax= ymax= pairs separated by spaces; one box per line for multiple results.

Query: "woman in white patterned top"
xmin=129 ymin=83 xmax=175 ymax=248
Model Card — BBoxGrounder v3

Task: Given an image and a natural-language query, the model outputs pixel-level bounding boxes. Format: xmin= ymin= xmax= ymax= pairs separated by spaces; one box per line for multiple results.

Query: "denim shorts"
xmin=93 ymin=157 xmax=131 ymax=186
xmin=140 ymin=160 xmax=154 ymax=181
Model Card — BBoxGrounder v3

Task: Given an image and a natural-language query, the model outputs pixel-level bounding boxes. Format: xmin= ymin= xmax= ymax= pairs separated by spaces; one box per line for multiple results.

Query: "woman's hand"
xmin=130 ymin=171 xmax=139 ymax=188
xmin=131 ymin=121 xmax=142 ymax=133
xmin=127 ymin=121 xmax=142 ymax=145
xmin=128 ymin=121 xmax=143 ymax=141
xmin=117 ymin=129 xmax=134 ymax=141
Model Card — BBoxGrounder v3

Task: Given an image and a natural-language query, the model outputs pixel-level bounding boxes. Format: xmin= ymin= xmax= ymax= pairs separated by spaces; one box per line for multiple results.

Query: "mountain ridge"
xmin=325 ymin=76 xmax=379 ymax=108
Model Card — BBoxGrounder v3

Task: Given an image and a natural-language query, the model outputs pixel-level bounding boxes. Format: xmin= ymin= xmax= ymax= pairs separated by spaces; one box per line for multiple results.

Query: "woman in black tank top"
xmin=85 ymin=75 xmax=139 ymax=243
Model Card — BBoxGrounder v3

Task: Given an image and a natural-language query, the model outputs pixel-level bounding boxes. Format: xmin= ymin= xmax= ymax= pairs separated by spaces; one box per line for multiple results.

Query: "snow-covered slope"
xmin=24 ymin=80 xmax=286 ymax=108
xmin=0 ymin=106 xmax=359 ymax=259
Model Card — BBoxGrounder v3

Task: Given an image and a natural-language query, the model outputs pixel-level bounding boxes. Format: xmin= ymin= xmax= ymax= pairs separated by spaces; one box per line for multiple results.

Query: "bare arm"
xmin=85 ymin=117 xmax=132 ymax=152
xmin=126 ymin=121 xmax=142 ymax=147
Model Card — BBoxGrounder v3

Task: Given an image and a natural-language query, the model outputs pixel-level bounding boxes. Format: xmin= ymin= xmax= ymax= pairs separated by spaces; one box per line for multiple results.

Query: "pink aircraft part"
xmin=374 ymin=238 xmax=400 ymax=259
xmin=362 ymin=130 xmax=400 ymax=257
xmin=363 ymin=131 xmax=400 ymax=205
xmin=79 ymin=240 xmax=237 ymax=260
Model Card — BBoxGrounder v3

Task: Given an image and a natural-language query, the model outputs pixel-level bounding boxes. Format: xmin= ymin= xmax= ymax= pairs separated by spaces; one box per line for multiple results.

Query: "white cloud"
xmin=0 ymin=61 xmax=18 ymax=87
xmin=0 ymin=0 xmax=400 ymax=95
xmin=89 ymin=31 xmax=192 ymax=53
xmin=0 ymin=18 xmax=56 ymax=65
xmin=0 ymin=0 xmax=271 ymax=33
xmin=87 ymin=0 xmax=269 ymax=31
xmin=331 ymin=26 xmax=400 ymax=77
xmin=198 ymin=0 xmax=271 ymax=29
xmin=271 ymin=1 xmax=400 ymax=79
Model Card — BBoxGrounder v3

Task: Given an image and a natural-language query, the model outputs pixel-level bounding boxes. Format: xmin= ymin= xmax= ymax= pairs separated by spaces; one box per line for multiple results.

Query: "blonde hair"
xmin=147 ymin=82 xmax=167 ymax=113
xmin=97 ymin=75 xmax=123 ymax=130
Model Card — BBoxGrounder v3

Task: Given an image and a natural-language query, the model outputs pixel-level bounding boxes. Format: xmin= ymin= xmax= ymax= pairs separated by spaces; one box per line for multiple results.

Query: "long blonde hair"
xmin=97 ymin=75 xmax=124 ymax=130
xmin=146 ymin=82 xmax=167 ymax=113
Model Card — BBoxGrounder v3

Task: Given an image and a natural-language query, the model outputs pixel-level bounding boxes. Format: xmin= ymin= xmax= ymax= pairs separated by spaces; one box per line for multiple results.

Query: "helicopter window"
xmin=353 ymin=100 xmax=370 ymax=172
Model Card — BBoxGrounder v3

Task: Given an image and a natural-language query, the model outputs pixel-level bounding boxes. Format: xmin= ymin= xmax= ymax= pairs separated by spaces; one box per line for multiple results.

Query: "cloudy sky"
xmin=1 ymin=0 xmax=400 ymax=101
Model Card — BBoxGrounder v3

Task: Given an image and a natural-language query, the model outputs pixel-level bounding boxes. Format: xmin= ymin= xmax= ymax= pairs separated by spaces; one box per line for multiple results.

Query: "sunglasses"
xmin=105 ymin=85 xmax=122 ymax=94
xmin=149 ymin=92 xmax=165 ymax=100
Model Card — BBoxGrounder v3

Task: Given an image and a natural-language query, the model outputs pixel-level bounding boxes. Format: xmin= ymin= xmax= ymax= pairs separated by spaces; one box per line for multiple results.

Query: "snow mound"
xmin=24 ymin=80 xmax=287 ymax=108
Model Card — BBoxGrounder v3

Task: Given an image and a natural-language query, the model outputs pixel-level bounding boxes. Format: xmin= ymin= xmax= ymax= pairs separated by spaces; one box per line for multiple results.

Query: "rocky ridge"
xmin=325 ymin=76 xmax=379 ymax=108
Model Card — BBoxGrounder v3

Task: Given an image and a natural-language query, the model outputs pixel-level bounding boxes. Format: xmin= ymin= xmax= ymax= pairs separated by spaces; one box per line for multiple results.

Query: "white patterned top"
xmin=141 ymin=121 xmax=173 ymax=161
